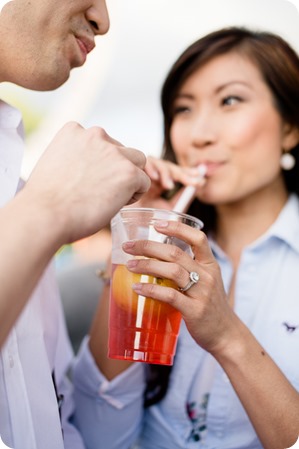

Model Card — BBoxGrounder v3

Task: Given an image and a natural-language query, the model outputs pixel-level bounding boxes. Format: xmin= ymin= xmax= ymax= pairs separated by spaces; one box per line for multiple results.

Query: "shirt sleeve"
xmin=72 ymin=337 xmax=146 ymax=449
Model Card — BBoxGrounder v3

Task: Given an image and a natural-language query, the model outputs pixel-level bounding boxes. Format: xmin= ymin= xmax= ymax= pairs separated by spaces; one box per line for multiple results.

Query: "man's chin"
xmin=19 ymin=71 xmax=71 ymax=92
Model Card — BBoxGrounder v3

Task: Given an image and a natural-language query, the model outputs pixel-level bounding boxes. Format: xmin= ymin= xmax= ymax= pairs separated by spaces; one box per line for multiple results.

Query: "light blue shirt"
xmin=73 ymin=194 xmax=299 ymax=449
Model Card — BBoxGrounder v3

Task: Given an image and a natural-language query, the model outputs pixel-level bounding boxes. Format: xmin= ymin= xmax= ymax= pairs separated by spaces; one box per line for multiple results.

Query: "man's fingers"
xmin=119 ymin=147 xmax=147 ymax=170
xmin=85 ymin=125 xmax=147 ymax=170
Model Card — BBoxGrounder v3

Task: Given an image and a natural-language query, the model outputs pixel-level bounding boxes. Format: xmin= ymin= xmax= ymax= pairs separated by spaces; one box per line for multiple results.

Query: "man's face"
xmin=0 ymin=0 xmax=109 ymax=90
xmin=0 ymin=1 xmax=14 ymax=13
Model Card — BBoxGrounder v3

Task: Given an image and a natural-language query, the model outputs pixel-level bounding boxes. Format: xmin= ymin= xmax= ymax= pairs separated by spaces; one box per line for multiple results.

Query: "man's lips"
xmin=76 ymin=36 xmax=95 ymax=58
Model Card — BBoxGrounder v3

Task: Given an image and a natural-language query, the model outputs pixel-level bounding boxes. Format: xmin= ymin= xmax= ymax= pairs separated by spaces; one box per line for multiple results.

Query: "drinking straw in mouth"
xmin=173 ymin=164 xmax=207 ymax=213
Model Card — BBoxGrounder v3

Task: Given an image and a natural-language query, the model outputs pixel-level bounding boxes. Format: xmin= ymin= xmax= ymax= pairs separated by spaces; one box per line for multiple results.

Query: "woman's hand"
xmin=111 ymin=221 xmax=299 ymax=449
xmin=134 ymin=156 xmax=205 ymax=210
xmin=122 ymin=219 xmax=236 ymax=356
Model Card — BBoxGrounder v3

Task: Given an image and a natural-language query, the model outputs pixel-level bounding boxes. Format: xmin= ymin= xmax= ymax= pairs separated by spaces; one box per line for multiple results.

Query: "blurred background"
xmin=0 ymin=0 xmax=298 ymax=349
xmin=0 ymin=0 xmax=298 ymax=180
xmin=5 ymin=0 xmax=297 ymax=263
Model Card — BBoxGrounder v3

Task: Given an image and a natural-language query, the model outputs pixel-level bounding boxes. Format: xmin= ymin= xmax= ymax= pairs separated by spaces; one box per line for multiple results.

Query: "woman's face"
xmin=170 ymin=51 xmax=295 ymax=206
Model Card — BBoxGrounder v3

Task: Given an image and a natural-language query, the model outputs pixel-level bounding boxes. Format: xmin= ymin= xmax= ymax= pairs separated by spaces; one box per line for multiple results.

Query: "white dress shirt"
xmin=0 ymin=101 xmax=85 ymax=449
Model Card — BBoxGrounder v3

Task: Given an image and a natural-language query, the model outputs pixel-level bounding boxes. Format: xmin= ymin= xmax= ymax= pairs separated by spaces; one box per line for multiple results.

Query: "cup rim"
xmin=113 ymin=207 xmax=204 ymax=229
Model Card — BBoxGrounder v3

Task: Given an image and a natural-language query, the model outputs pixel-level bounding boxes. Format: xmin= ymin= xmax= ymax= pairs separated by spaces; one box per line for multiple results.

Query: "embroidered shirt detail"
xmin=186 ymin=393 xmax=210 ymax=442
xmin=282 ymin=322 xmax=298 ymax=333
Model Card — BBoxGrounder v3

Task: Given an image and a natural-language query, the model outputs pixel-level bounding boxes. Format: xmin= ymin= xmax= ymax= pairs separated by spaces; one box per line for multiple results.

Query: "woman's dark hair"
xmin=161 ymin=26 xmax=299 ymax=233
xmin=144 ymin=26 xmax=299 ymax=407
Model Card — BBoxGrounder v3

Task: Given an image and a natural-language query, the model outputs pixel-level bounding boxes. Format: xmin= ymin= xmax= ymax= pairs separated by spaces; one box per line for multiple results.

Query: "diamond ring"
xmin=179 ymin=271 xmax=200 ymax=292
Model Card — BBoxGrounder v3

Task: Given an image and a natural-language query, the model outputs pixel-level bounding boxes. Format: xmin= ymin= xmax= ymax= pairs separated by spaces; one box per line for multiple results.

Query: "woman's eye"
xmin=172 ymin=105 xmax=190 ymax=115
xmin=222 ymin=95 xmax=242 ymax=106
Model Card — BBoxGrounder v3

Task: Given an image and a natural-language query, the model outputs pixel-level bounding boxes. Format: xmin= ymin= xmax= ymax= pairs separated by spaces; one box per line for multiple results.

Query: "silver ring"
xmin=179 ymin=271 xmax=200 ymax=292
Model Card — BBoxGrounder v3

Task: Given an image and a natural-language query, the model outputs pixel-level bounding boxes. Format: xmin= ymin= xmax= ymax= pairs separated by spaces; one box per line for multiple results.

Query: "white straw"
xmin=173 ymin=164 xmax=207 ymax=213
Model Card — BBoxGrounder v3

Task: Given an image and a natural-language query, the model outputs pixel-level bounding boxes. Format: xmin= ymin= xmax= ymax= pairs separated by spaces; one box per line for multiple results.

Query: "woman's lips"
xmin=199 ymin=161 xmax=226 ymax=176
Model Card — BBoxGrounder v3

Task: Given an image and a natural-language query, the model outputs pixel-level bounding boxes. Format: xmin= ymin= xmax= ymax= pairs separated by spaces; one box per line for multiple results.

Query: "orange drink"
xmin=109 ymin=264 xmax=181 ymax=365
xmin=109 ymin=207 xmax=203 ymax=365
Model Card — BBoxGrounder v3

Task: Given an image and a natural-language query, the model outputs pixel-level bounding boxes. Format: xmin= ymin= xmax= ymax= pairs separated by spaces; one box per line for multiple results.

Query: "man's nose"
xmin=87 ymin=0 xmax=110 ymax=36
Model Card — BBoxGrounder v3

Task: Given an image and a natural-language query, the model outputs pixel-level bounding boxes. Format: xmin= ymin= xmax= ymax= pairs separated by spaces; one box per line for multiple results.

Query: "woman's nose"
xmin=87 ymin=0 xmax=110 ymax=36
xmin=190 ymin=113 xmax=216 ymax=148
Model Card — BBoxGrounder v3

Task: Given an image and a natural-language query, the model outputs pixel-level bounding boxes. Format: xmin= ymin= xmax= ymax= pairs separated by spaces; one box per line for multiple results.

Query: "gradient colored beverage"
xmin=109 ymin=207 xmax=203 ymax=365
xmin=109 ymin=263 xmax=182 ymax=365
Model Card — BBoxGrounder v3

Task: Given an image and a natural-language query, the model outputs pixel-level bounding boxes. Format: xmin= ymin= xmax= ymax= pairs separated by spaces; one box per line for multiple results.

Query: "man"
xmin=0 ymin=1 xmax=150 ymax=448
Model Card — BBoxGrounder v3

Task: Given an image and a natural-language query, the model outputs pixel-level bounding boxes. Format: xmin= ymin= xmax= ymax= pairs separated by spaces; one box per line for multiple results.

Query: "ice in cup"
xmin=108 ymin=208 xmax=203 ymax=365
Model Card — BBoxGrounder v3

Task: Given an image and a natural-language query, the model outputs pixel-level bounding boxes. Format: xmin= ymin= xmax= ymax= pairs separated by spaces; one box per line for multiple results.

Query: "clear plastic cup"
xmin=108 ymin=207 xmax=203 ymax=365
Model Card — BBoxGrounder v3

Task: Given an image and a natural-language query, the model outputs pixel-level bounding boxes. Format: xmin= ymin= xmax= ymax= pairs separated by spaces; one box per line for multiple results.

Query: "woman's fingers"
xmin=145 ymin=156 xmax=203 ymax=190
xmin=123 ymin=238 xmax=192 ymax=270
xmin=144 ymin=157 xmax=161 ymax=181
xmin=154 ymin=220 xmax=215 ymax=264
xmin=122 ymin=220 xmax=231 ymax=353
xmin=131 ymin=281 xmax=191 ymax=316
xmin=128 ymin=255 xmax=228 ymax=352
xmin=126 ymin=257 xmax=195 ymax=292
xmin=145 ymin=157 xmax=174 ymax=189
xmin=122 ymin=221 xmax=215 ymax=272
xmin=122 ymin=221 xmax=217 ymax=299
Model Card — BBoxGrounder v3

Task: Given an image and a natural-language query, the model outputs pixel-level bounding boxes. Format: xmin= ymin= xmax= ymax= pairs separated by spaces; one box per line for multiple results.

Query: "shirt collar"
xmin=209 ymin=194 xmax=299 ymax=257
xmin=261 ymin=193 xmax=299 ymax=255
xmin=0 ymin=100 xmax=23 ymax=130
xmin=0 ymin=99 xmax=24 ymax=206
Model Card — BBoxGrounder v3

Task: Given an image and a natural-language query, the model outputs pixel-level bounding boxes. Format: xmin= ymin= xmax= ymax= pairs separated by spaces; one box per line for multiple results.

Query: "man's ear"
xmin=282 ymin=124 xmax=299 ymax=151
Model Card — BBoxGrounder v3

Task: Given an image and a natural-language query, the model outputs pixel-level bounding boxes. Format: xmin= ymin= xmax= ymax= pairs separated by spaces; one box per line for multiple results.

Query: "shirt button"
xmin=9 ymin=355 xmax=14 ymax=368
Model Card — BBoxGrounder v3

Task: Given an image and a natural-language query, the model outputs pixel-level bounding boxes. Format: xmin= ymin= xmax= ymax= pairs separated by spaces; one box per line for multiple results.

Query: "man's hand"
xmin=24 ymin=122 xmax=150 ymax=245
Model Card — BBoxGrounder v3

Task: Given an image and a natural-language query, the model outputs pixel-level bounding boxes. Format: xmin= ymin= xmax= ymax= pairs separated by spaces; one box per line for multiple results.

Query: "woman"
xmin=73 ymin=27 xmax=299 ymax=449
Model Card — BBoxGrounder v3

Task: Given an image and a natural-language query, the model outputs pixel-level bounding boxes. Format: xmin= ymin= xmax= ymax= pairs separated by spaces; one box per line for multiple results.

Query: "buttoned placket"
xmin=2 ymin=331 xmax=38 ymax=449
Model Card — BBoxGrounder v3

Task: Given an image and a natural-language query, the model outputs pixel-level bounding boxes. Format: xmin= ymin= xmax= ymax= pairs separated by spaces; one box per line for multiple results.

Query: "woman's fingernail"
xmin=151 ymin=170 xmax=159 ymax=180
xmin=122 ymin=241 xmax=135 ymax=250
xmin=155 ymin=220 xmax=169 ymax=228
xmin=132 ymin=283 xmax=143 ymax=293
xmin=166 ymin=180 xmax=174 ymax=189
xmin=126 ymin=259 xmax=138 ymax=268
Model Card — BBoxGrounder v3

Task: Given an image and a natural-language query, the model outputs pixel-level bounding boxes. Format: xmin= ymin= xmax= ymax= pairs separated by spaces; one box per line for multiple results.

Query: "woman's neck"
xmin=213 ymin=186 xmax=289 ymax=268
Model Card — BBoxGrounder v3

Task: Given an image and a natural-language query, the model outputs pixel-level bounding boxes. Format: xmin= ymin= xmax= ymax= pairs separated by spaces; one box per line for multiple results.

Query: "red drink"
xmin=108 ymin=263 xmax=182 ymax=365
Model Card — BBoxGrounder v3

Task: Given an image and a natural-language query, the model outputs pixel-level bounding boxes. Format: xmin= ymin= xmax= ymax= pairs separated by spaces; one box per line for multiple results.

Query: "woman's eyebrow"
xmin=174 ymin=93 xmax=194 ymax=100
xmin=215 ymin=80 xmax=252 ymax=93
